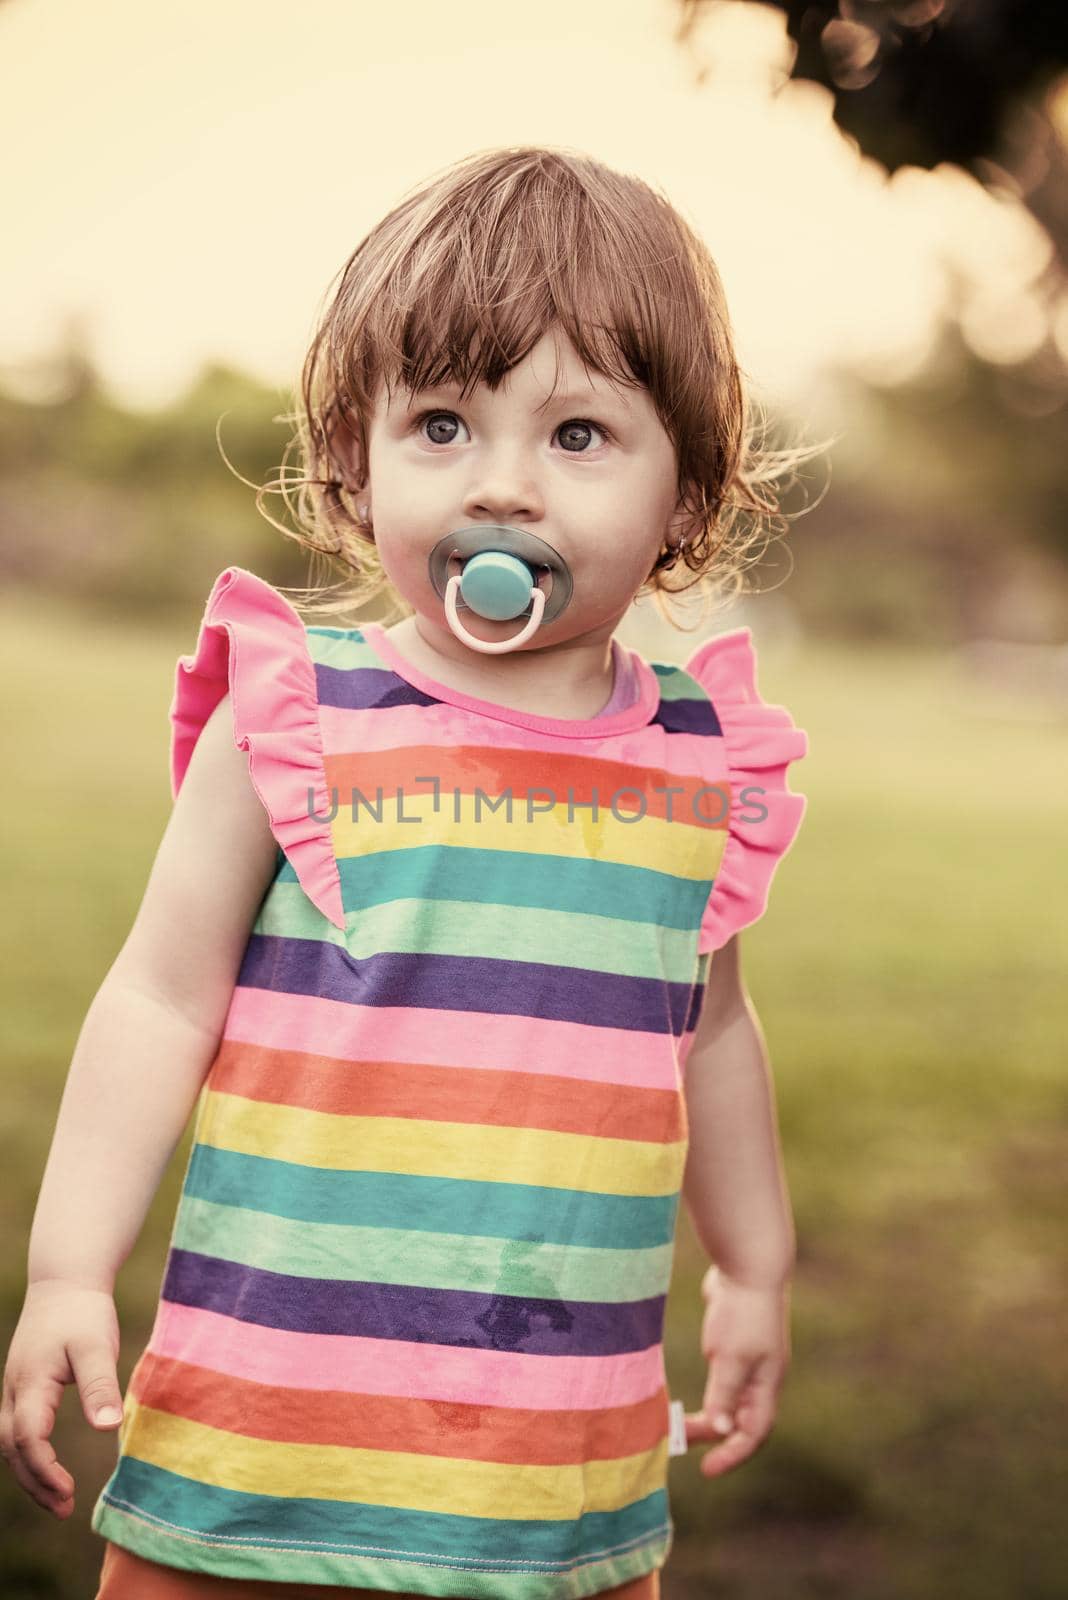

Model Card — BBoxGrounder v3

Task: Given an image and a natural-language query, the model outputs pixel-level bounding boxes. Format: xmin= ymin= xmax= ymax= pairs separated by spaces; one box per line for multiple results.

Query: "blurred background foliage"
xmin=2 ymin=309 xmax=1068 ymax=646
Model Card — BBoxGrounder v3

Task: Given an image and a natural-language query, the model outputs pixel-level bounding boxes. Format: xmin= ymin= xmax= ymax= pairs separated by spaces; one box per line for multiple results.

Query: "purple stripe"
xmin=237 ymin=936 xmax=694 ymax=1035
xmin=318 ymin=659 xmax=723 ymax=739
xmin=163 ymin=1249 xmax=666 ymax=1354
xmin=655 ymin=699 xmax=723 ymax=738
xmin=316 ymin=663 xmax=440 ymax=712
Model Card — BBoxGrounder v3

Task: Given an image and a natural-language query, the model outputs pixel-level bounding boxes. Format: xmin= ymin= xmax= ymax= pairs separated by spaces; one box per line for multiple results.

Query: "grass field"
xmin=1 ymin=588 xmax=1065 ymax=1599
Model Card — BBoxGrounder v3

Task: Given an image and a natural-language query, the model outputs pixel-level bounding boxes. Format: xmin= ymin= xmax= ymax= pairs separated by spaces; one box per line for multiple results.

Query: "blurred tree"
xmin=666 ymin=1 xmax=1068 ymax=638
xmin=675 ymin=0 xmax=1068 ymax=269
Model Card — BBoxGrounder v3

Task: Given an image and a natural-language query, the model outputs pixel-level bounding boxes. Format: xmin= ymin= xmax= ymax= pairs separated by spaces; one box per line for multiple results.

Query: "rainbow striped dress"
xmin=91 ymin=566 xmax=808 ymax=1595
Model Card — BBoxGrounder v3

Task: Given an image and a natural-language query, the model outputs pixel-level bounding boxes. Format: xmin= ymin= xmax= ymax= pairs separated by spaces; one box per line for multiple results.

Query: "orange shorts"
xmin=94 ymin=1541 xmax=662 ymax=1600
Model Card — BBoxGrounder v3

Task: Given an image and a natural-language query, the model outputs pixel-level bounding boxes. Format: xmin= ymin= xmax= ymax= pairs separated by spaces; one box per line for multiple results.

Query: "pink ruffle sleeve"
xmin=685 ymin=627 xmax=809 ymax=954
xmin=169 ymin=566 xmax=346 ymax=932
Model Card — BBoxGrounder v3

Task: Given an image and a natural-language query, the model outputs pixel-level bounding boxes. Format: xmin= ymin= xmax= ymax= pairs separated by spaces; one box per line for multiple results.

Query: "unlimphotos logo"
xmin=305 ymin=778 xmax=770 ymax=826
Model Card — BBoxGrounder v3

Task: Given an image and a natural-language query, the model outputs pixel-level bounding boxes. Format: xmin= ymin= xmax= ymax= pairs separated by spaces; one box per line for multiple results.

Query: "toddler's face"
xmin=360 ymin=325 xmax=689 ymax=651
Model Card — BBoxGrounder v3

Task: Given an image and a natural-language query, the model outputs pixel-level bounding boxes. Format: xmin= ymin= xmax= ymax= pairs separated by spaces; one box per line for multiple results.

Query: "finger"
xmin=2 ymin=1438 xmax=74 ymax=1515
xmin=699 ymin=1422 xmax=761 ymax=1476
xmin=2 ymin=1370 xmax=76 ymax=1514
xmin=696 ymin=1388 xmax=778 ymax=1476
xmin=67 ymin=1341 xmax=124 ymax=1430
xmin=10 ymin=1383 xmax=75 ymax=1499
xmin=4 ymin=1427 xmax=76 ymax=1513
xmin=734 ymin=1376 xmax=778 ymax=1445
xmin=19 ymin=1463 xmax=76 ymax=1516
xmin=700 ymin=1352 xmax=754 ymax=1439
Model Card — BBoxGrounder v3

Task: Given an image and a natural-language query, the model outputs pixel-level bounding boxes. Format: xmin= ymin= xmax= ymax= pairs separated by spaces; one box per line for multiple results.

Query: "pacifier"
xmin=428 ymin=525 xmax=574 ymax=654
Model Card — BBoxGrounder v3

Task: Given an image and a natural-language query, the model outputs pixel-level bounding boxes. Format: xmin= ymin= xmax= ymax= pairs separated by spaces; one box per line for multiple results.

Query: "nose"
xmin=461 ymin=445 xmax=544 ymax=525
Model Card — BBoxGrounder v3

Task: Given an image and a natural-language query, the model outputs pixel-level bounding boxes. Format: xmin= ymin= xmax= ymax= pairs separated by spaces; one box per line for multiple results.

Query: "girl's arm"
xmin=679 ymin=934 xmax=796 ymax=1477
xmin=1 ymin=694 xmax=278 ymax=1516
xmin=682 ymin=933 xmax=796 ymax=1286
xmin=27 ymin=692 xmax=279 ymax=1294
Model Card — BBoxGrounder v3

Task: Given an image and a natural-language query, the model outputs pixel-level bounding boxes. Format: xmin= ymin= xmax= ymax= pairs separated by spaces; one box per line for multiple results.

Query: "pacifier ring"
xmin=444 ymin=576 xmax=547 ymax=653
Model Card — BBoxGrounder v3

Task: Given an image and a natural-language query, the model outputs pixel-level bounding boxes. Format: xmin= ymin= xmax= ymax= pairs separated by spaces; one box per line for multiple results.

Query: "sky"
xmin=0 ymin=0 xmax=1063 ymax=414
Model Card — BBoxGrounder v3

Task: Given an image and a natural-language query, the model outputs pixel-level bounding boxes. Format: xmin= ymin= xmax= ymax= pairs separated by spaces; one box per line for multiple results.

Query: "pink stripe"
xmin=361 ymin=621 xmax=660 ymax=740
xmin=222 ymin=988 xmax=679 ymax=1092
xmin=156 ymin=1302 xmax=665 ymax=1410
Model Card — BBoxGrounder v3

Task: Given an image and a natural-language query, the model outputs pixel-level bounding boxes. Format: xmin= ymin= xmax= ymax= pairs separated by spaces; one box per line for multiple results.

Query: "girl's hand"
xmin=683 ymin=1262 xmax=792 ymax=1478
xmin=0 ymin=1279 xmax=124 ymax=1518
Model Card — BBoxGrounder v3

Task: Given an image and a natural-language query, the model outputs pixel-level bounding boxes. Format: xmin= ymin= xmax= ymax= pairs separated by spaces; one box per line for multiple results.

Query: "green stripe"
xmin=303 ymin=626 xmax=381 ymax=670
xmin=336 ymin=845 xmax=711 ymax=929
xmin=654 ymin=664 xmax=705 ymax=702
xmin=252 ymin=881 xmax=349 ymax=944
xmin=172 ymin=1195 xmax=675 ymax=1302
xmin=188 ymin=1147 xmax=680 ymax=1251
xmin=92 ymin=1465 xmax=671 ymax=1590
xmin=255 ymin=881 xmax=700 ymax=982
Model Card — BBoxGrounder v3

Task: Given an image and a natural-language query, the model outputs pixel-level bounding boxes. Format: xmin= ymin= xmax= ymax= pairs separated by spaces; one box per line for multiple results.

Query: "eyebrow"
xmin=407 ymin=383 xmax=631 ymax=412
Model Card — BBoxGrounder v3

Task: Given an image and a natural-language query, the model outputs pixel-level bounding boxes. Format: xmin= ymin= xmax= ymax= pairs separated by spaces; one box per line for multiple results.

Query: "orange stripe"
xmin=129 ymin=1356 xmax=668 ymax=1464
xmin=209 ymin=1041 xmax=688 ymax=1145
xmin=324 ymin=743 xmax=728 ymax=830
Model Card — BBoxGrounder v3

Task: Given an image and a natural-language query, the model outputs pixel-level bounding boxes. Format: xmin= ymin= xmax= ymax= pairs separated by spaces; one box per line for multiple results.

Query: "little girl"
xmin=1 ymin=146 xmax=813 ymax=1600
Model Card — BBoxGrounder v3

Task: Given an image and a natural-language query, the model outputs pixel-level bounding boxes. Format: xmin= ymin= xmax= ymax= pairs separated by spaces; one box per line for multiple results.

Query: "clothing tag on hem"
xmin=667 ymin=1398 xmax=688 ymax=1456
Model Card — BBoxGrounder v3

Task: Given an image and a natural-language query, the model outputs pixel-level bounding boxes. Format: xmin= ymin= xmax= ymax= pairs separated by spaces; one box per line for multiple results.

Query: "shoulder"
xmin=180 ymin=690 xmax=267 ymax=812
xmin=166 ymin=686 xmax=280 ymax=899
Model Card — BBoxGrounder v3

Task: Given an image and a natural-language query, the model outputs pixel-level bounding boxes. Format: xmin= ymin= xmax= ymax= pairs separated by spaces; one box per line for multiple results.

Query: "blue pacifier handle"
xmin=459 ymin=551 xmax=536 ymax=620
xmin=427 ymin=525 xmax=573 ymax=655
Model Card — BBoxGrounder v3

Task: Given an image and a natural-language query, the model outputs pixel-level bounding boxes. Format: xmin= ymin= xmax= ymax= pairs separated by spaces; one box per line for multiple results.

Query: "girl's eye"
xmin=415 ymin=410 xmax=468 ymax=446
xmin=556 ymin=419 xmax=608 ymax=453
xmin=411 ymin=410 xmax=609 ymax=452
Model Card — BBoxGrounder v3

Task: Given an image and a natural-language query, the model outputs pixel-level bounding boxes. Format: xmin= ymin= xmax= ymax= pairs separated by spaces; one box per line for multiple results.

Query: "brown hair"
xmin=256 ymin=143 xmax=827 ymax=629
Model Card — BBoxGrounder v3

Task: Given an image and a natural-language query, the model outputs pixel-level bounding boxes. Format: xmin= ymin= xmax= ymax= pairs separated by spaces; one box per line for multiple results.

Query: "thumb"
xmin=68 ymin=1343 xmax=124 ymax=1429
xmin=700 ymin=1354 xmax=750 ymax=1437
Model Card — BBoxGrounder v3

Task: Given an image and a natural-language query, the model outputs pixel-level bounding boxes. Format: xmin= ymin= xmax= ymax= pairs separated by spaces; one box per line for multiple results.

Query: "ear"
xmin=667 ymin=487 xmax=700 ymax=550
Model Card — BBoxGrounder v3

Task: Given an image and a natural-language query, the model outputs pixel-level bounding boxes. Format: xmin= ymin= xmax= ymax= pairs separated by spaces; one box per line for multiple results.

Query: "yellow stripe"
xmin=199 ymin=1092 xmax=687 ymax=1197
xmin=122 ymin=1401 xmax=668 ymax=1518
xmin=330 ymin=792 xmax=723 ymax=881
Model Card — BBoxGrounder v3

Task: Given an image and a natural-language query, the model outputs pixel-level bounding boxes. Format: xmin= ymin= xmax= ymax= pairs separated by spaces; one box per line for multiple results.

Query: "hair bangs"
xmin=347 ymin=167 xmax=665 ymax=415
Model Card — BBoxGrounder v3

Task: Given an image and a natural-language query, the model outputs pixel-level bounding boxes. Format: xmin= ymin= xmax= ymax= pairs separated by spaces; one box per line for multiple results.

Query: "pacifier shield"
xmin=428 ymin=525 xmax=573 ymax=626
